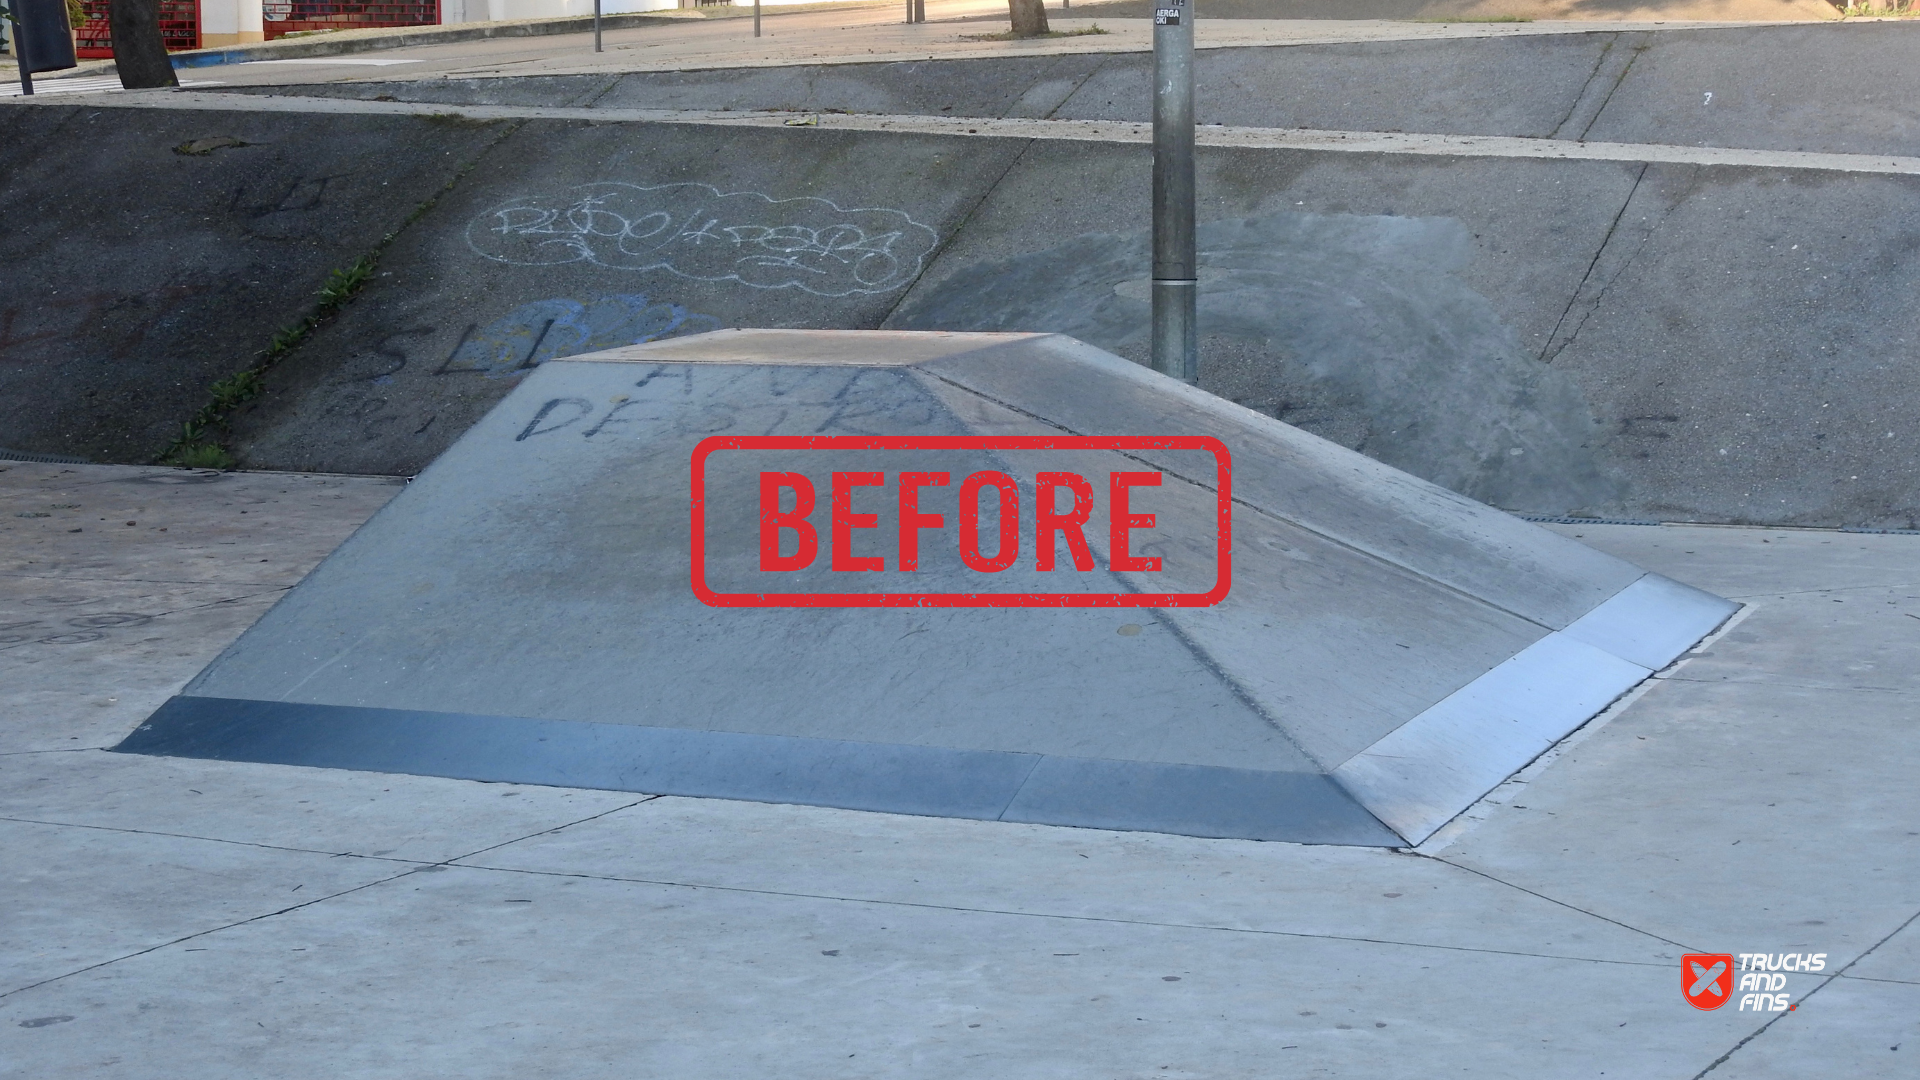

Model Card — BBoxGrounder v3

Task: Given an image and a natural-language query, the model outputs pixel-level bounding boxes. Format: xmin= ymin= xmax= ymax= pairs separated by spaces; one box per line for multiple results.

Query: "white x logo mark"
xmin=1690 ymin=960 xmax=1728 ymax=998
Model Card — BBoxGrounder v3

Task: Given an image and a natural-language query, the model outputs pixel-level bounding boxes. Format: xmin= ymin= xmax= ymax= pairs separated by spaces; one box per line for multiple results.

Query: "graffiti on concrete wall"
xmin=465 ymin=182 xmax=938 ymax=297
xmin=431 ymin=293 xmax=720 ymax=379
xmin=891 ymin=213 xmax=1625 ymax=514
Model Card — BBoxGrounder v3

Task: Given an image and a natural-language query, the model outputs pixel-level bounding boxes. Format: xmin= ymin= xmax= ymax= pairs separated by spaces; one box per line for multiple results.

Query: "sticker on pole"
xmin=689 ymin=436 xmax=1231 ymax=608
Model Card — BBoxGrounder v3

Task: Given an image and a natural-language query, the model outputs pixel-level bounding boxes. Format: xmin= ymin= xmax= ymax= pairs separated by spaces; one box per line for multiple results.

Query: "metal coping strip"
xmin=115 ymin=696 xmax=1402 ymax=847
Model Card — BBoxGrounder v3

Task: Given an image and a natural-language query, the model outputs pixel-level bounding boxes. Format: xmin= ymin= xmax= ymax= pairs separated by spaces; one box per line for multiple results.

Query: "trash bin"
xmin=9 ymin=0 xmax=78 ymax=74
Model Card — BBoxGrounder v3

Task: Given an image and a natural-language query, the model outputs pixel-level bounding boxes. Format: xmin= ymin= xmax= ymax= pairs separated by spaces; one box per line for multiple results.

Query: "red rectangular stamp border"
xmin=689 ymin=435 xmax=1232 ymax=608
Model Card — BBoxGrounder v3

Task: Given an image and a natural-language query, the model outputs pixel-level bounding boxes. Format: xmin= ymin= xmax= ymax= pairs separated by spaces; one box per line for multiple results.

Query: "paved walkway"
xmin=3 ymin=460 xmax=1915 ymax=1077
xmin=179 ymin=15 xmax=1809 ymax=82
xmin=11 ymin=0 xmax=1833 ymax=93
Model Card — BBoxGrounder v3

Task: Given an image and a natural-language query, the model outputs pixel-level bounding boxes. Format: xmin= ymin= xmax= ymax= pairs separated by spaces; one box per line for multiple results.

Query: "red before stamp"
xmin=689 ymin=436 xmax=1231 ymax=608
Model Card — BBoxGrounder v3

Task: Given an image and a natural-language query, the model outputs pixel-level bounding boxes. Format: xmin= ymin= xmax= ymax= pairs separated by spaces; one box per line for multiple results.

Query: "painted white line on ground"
xmin=239 ymin=57 xmax=423 ymax=66
xmin=0 ymin=78 xmax=223 ymax=97
xmin=16 ymin=90 xmax=1920 ymax=177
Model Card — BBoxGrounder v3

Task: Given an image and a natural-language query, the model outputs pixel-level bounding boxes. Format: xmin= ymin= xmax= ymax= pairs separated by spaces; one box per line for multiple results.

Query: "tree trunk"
xmin=1007 ymin=0 xmax=1048 ymax=36
xmin=109 ymin=0 xmax=177 ymax=89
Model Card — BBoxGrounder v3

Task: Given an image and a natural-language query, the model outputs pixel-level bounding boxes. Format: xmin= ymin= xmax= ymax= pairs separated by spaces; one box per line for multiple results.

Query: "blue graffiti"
xmin=439 ymin=294 xmax=720 ymax=378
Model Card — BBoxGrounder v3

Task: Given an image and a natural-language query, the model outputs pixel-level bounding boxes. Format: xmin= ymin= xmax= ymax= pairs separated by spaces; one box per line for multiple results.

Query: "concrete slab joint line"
xmin=21 ymin=92 xmax=1920 ymax=177
xmin=1540 ymin=160 xmax=1700 ymax=365
xmin=1537 ymin=161 xmax=1647 ymax=364
xmin=1549 ymin=32 xmax=1646 ymax=143
xmin=8 ymin=440 xmax=1918 ymax=1077
xmin=1684 ymin=904 xmax=1920 ymax=1080
xmin=0 ymin=795 xmax=657 ymax=1002
xmin=114 ymin=330 xmax=1737 ymax=849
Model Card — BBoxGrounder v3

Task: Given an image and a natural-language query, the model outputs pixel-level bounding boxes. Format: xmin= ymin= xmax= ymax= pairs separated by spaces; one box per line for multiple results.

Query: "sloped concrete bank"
xmin=1 ymin=92 xmax=1915 ymax=528
xmin=0 ymin=105 xmax=510 ymax=465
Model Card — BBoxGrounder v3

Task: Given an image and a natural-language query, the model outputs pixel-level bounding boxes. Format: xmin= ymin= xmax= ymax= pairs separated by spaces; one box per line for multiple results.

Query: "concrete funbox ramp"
xmin=118 ymin=331 xmax=1736 ymax=846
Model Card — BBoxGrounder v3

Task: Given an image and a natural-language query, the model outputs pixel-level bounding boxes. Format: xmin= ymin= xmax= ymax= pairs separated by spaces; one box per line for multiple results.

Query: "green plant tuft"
xmin=1835 ymin=0 xmax=1917 ymax=14
xmin=317 ymin=255 xmax=378 ymax=309
xmin=962 ymin=24 xmax=1110 ymax=40
xmin=164 ymin=443 xmax=236 ymax=470
xmin=208 ymin=369 xmax=264 ymax=410
xmin=150 ymin=113 xmax=519 ymax=471
xmin=154 ymin=252 xmax=383 ymax=468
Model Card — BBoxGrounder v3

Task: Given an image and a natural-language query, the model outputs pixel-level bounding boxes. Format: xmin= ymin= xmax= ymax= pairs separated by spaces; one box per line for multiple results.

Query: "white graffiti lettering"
xmin=466 ymin=182 xmax=939 ymax=297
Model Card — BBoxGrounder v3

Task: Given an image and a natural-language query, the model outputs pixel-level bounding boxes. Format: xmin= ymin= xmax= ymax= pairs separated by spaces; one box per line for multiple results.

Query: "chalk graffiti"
xmin=512 ymin=366 xmax=947 ymax=444
xmin=0 ymin=284 xmax=212 ymax=366
xmin=465 ymin=182 xmax=939 ymax=297
xmin=435 ymin=294 xmax=720 ymax=378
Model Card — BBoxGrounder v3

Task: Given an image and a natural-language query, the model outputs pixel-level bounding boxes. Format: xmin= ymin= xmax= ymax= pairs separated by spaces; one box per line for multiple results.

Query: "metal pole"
xmin=1150 ymin=0 xmax=1196 ymax=383
xmin=754 ymin=0 xmax=761 ymax=37
xmin=913 ymin=0 xmax=924 ymax=21
xmin=593 ymin=0 xmax=602 ymax=51
xmin=7 ymin=7 xmax=33 ymax=96
xmin=905 ymin=0 xmax=911 ymax=22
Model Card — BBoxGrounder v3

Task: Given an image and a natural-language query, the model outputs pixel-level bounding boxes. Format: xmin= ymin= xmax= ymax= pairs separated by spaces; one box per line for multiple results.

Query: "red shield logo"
xmin=1683 ymin=954 xmax=1734 ymax=1010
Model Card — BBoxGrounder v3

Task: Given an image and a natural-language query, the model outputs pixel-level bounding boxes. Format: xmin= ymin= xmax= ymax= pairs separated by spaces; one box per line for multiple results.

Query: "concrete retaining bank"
xmin=3 ymin=29 xmax=1916 ymax=527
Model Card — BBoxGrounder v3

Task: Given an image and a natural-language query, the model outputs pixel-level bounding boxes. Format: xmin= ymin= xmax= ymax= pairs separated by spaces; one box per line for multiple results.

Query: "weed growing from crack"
xmin=1834 ymin=0 xmax=1918 ymax=14
xmin=154 ymin=114 xmax=524 ymax=471
xmin=158 ymin=254 xmax=379 ymax=468
xmin=961 ymin=24 xmax=1109 ymax=40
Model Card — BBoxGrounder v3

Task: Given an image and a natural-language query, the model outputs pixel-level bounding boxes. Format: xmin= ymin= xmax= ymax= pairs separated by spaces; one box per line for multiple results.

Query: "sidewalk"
xmin=13 ymin=0 xmax=1839 ymax=91
xmin=2 ymin=460 xmax=1915 ymax=1077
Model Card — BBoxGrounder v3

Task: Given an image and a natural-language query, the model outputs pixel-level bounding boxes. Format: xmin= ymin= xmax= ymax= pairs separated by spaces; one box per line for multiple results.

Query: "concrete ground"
xmin=2 ymin=458 xmax=1915 ymax=1077
xmin=6 ymin=0 xmax=1838 ymax=96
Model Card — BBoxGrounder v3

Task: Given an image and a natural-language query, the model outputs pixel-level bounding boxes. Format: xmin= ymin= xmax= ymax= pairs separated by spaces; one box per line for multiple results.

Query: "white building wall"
xmin=202 ymin=0 xmax=265 ymax=45
xmin=443 ymin=0 xmax=679 ymax=21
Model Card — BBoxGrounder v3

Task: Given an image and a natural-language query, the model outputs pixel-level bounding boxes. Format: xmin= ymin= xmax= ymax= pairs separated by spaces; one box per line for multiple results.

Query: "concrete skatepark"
xmin=3 ymin=6 xmax=1918 ymax=1079
xmin=2 ymin=20 xmax=1920 ymax=525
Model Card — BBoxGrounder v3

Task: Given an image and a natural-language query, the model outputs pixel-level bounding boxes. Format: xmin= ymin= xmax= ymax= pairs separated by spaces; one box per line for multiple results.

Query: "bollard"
xmin=1150 ymin=0 xmax=1197 ymax=384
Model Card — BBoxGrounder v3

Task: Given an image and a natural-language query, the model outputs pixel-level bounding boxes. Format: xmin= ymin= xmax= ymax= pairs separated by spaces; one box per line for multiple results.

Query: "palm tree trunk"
xmin=109 ymin=0 xmax=177 ymax=89
xmin=1007 ymin=0 xmax=1048 ymax=36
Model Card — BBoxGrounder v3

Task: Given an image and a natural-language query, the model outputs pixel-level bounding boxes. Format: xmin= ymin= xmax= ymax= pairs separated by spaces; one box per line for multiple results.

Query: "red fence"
xmin=264 ymin=0 xmax=439 ymax=39
xmin=71 ymin=0 xmax=439 ymax=57
xmin=75 ymin=0 xmax=200 ymax=58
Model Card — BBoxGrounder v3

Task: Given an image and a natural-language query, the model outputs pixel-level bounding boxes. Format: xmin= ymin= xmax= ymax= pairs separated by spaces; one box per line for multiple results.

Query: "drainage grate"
xmin=0 ymin=448 xmax=91 ymax=464
xmin=1519 ymin=515 xmax=1664 ymax=527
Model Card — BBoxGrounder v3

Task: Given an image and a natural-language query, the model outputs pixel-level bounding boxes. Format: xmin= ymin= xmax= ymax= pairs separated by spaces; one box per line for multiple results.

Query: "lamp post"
xmin=1150 ymin=0 xmax=1196 ymax=384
